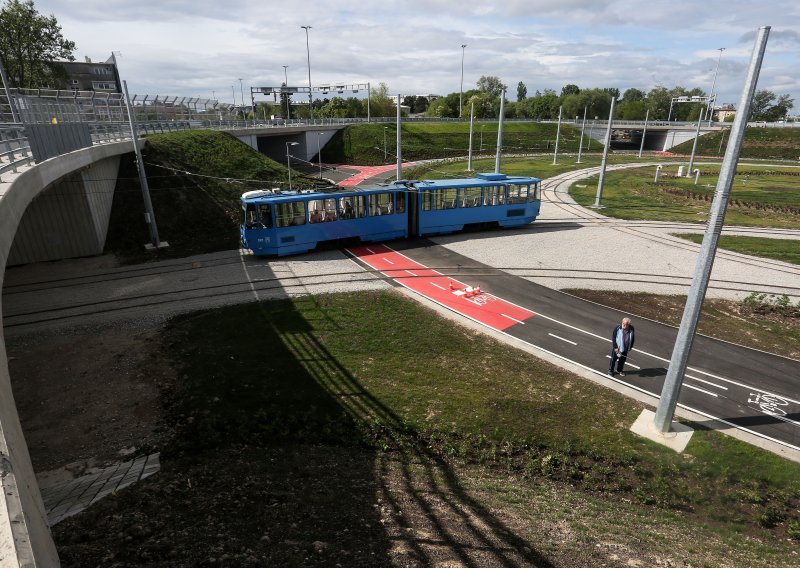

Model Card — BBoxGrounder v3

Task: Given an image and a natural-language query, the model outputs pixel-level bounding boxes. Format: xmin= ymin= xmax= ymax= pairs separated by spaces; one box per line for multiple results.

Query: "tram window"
xmin=396 ymin=192 xmax=406 ymax=213
xmin=370 ymin=193 xmax=393 ymax=215
xmin=484 ymin=185 xmax=505 ymax=206
xmin=339 ymin=195 xmax=365 ymax=219
xmin=434 ymin=187 xmax=457 ymax=210
xmin=323 ymin=198 xmax=337 ymax=221
xmin=308 ymin=199 xmax=324 ymax=223
xmin=461 ymin=186 xmax=482 ymax=208
xmin=259 ymin=204 xmax=272 ymax=228
xmin=508 ymin=184 xmax=529 ymax=204
xmin=421 ymin=190 xmax=432 ymax=211
xmin=529 ymin=181 xmax=540 ymax=201
xmin=275 ymin=201 xmax=307 ymax=227
xmin=244 ymin=204 xmax=258 ymax=229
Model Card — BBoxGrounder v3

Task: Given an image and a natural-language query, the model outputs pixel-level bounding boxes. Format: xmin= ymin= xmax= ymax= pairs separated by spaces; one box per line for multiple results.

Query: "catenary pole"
xmin=122 ymin=80 xmax=161 ymax=248
xmin=396 ymin=94 xmax=402 ymax=180
xmin=593 ymin=96 xmax=616 ymax=207
xmin=686 ymin=112 xmax=703 ymax=176
xmin=638 ymin=109 xmax=650 ymax=158
xmin=576 ymin=106 xmax=587 ymax=163
xmin=467 ymin=102 xmax=474 ymax=171
xmin=494 ymin=89 xmax=506 ymax=173
xmin=653 ymin=26 xmax=770 ymax=433
xmin=552 ymin=105 xmax=562 ymax=165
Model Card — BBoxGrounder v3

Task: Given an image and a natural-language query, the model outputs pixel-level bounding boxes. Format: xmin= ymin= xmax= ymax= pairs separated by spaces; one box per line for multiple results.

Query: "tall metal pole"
xmin=231 ymin=85 xmax=236 ymax=119
xmin=459 ymin=44 xmax=467 ymax=118
xmin=707 ymin=47 xmax=725 ymax=124
xmin=383 ymin=127 xmax=387 ymax=162
xmin=653 ymin=26 xmax=770 ymax=434
xmin=238 ymin=78 xmax=244 ymax=106
xmin=396 ymin=94 xmax=402 ymax=180
xmin=282 ymin=65 xmax=290 ymax=119
xmin=576 ymin=106 xmax=587 ymax=163
xmin=467 ymin=101 xmax=475 ymax=171
xmin=593 ymin=96 xmax=616 ymax=207
xmin=301 ymin=25 xmax=313 ymax=119
xmin=686 ymin=113 xmax=703 ymax=176
xmin=122 ymin=80 xmax=161 ymax=248
xmin=367 ymin=81 xmax=371 ymax=123
xmin=0 ymin=57 xmax=20 ymax=123
xmin=286 ymin=141 xmax=298 ymax=190
xmin=552 ymin=105 xmax=562 ymax=165
xmin=317 ymin=132 xmax=323 ymax=179
xmin=638 ymin=108 xmax=650 ymax=158
xmin=494 ymin=89 xmax=506 ymax=173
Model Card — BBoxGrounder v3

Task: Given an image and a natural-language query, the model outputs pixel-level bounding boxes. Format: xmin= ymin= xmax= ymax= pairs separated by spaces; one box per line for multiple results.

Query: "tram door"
xmin=407 ymin=189 xmax=420 ymax=236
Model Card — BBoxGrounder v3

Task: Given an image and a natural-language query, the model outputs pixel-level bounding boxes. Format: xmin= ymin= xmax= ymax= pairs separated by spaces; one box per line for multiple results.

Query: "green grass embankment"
xmin=326 ymin=122 xmax=588 ymax=165
xmin=106 ymin=130 xmax=324 ymax=262
xmin=671 ymin=126 xmax=800 ymax=161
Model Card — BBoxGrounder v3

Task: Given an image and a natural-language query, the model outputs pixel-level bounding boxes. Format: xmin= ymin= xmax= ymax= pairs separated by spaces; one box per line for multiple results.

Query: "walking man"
xmin=609 ymin=317 xmax=635 ymax=377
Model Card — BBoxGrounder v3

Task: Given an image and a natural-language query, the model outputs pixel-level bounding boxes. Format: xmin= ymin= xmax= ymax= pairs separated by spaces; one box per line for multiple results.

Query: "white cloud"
xmin=30 ymin=0 xmax=799 ymax=107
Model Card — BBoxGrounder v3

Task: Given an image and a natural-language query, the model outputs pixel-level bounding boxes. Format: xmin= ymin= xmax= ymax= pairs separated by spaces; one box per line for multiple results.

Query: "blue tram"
xmin=240 ymin=172 xmax=541 ymax=256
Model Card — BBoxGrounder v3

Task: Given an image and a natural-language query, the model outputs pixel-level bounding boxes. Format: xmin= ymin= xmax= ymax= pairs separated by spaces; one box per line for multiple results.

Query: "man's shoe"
xmin=608 ymin=371 xmax=616 ymax=377
xmin=618 ymin=371 xmax=625 ymax=377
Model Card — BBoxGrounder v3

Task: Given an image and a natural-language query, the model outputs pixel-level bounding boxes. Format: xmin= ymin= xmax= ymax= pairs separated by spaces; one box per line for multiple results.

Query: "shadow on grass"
xmin=55 ymin=291 xmax=556 ymax=566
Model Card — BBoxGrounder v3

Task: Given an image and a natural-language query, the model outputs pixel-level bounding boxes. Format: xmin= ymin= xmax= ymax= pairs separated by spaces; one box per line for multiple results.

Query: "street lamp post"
xmin=480 ymin=125 xmax=484 ymax=152
xmin=301 ymin=25 xmax=313 ymax=119
xmin=282 ymin=65 xmax=290 ymax=119
xmin=286 ymin=141 xmax=299 ymax=189
xmin=707 ymin=47 xmax=726 ymax=124
xmin=383 ymin=126 xmax=388 ymax=162
xmin=459 ymin=44 xmax=467 ymax=118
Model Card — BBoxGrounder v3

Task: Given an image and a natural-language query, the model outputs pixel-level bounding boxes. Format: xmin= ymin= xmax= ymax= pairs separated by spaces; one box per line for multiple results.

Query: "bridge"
xmin=0 ymin=88 xmax=758 ymax=565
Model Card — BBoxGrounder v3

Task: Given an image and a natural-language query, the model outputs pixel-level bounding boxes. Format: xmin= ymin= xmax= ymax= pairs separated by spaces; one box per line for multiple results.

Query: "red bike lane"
xmin=346 ymin=243 xmax=534 ymax=331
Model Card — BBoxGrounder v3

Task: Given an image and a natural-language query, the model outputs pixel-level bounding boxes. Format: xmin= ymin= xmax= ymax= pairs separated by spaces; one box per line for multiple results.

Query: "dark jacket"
xmin=611 ymin=324 xmax=635 ymax=353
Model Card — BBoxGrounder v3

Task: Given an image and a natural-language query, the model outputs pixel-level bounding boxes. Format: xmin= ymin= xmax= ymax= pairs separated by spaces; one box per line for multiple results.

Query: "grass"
xmin=670 ymin=125 xmax=800 ymax=161
xmin=324 ymin=122 xmax=588 ymax=165
xmin=161 ymin=290 xmax=800 ymax=562
xmin=674 ymin=233 xmax=800 ymax=265
xmin=105 ymin=130 xmax=324 ymax=262
xmin=569 ymin=164 xmax=800 ymax=228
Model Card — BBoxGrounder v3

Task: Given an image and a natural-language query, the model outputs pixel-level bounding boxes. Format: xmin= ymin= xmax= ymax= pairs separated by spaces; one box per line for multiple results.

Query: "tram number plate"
xmin=747 ymin=392 xmax=789 ymax=417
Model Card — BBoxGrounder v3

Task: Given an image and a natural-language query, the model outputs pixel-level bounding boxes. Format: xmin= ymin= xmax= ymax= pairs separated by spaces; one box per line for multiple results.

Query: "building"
xmin=58 ymin=55 xmax=122 ymax=93
xmin=714 ymin=104 xmax=736 ymax=122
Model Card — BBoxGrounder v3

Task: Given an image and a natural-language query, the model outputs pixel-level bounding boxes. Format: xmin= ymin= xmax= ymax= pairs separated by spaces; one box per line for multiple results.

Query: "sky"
xmin=33 ymin=0 xmax=800 ymax=111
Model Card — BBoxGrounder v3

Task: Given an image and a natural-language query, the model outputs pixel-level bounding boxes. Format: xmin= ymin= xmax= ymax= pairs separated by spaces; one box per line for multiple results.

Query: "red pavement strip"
xmin=337 ymin=163 xmax=415 ymax=187
xmin=347 ymin=243 xmax=535 ymax=331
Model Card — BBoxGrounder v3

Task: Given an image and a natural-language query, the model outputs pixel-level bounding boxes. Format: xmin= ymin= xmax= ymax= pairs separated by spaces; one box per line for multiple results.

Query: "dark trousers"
xmin=609 ymin=350 xmax=627 ymax=373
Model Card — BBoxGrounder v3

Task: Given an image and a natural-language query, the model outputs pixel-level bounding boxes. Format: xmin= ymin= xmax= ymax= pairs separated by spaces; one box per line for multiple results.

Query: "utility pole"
xmin=494 ymin=89 xmax=506 ymax=173
xmin=593 ymin=96 xmax=616 ymax=207
xmin=576 ymin=106 xmax=587 ymax=163
xmin=396 ymin=94 xmax=402 ymax=180
xmin=282 ymin=65 xmax=290 ymax=119
xmin=467 ymin=102 xmax=475 ymax=171
xmin=653 ymin=27 xmax=770 ymax=434
xmin=301 ymin=25 xmax=313 ymax=119
xmin=638 ymin=109 xmax=650 ymax=158
xmin=552 ymin=105 xmax=562 ymax=165
xmin=459 ymin=44 xmax=467 ymax=118
xmin=122 ymin=80 xmax=164 ymax=250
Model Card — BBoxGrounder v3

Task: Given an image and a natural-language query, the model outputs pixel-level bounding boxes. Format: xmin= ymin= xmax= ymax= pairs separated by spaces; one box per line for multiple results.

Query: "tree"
xmin=0 ymin=0 xmax=76 ymax=88
xmin=561 ymin=84 xmax=580 ymax=97
xmin=369 ymin=82 xmax=395 ymax=117
xmin=476 ymin=76 xmax=506 ymax=99
xmin=749 ymin=90 xmax=794 ymax=121
xmin=516 ymin=81 xmax=527 ymax=102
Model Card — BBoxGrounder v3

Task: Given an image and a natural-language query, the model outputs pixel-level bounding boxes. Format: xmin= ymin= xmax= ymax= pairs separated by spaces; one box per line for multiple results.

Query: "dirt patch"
xmin=7 ymin=325 xmax=175 ymax=478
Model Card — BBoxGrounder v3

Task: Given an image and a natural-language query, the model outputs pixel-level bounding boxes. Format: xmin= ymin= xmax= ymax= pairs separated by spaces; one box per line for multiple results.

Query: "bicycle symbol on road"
xmin=747 ymin=392 xmax=789 ymax=417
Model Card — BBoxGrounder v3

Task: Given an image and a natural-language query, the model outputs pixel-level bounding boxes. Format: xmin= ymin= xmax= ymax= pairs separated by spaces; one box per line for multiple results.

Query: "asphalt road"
xmin=370 ymin=238 xmax=800 ymax=453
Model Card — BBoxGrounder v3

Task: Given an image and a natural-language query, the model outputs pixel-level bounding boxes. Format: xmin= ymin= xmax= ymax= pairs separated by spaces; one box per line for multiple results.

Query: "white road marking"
xmin=686 ymin=374 xmax=728 ymax=390
xmin=365 ymin=247 xmax=376 ymax=255
xmin=684 ymin=384 xmax=719 ymax=397
xmin=382 ymin=258 xmax=394 ymax=265
xmin=604 ymin=355 xmax=640 ymax=369
xmin=549 ymin=333 xmax=576 ymax=345
xmin=502 ymin=314 xmax=526 ymax=325
xmin=405 ymin=270 xmax=416 ymax=276
xmin=429 ymin=282 xmax=446 ymax=290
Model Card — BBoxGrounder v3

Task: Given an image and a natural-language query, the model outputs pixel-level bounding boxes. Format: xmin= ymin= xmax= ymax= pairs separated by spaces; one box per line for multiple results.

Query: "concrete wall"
xmin=0 ymin=141 xmax=131 ymax=566
xmin=7 ymin=156 xmax=120 ymax=266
